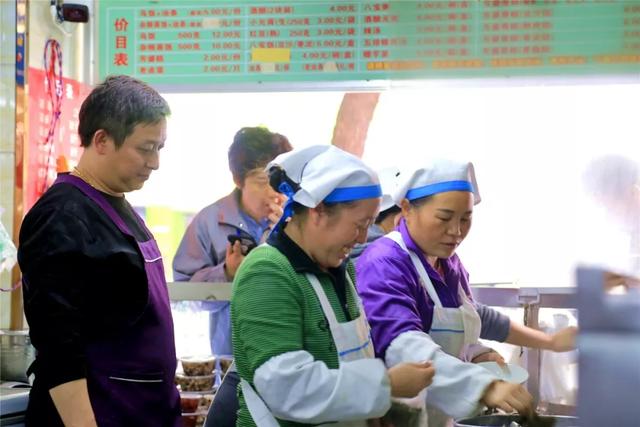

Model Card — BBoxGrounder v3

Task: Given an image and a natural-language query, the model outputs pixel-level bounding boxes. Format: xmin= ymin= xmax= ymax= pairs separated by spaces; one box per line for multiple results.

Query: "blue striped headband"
xmin=324 ymin=184 xmax=382 ymax=203
xmin=405 ymin=180 xmax=473 ymax=201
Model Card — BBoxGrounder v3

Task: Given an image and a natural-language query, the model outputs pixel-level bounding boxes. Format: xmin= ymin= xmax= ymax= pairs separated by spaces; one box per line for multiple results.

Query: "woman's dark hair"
xmin=268 ymin=165 xmax=354 ymax=223
xmin=229 ymin=127 xmax=292 ymax=184
xmin=375 ymin=205 xmax=401 ymax=224
xmin=408 ymin=195 xmax=433 ymax=209
xmin=268 ymin=164 xmax=299 ymax=195
xmin=78 ymin=75 xmax=170 ymax=148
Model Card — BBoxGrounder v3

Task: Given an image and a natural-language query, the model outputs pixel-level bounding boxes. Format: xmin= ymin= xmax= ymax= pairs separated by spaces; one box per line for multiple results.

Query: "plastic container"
xmin=198 ymin=393 xmax=215 ymax=411
xmin=181 ymin=411 xmax=207 ymax=427
xmin=175 ymin=373 xmax=215 ymax=392
xmin=180 ymin=355 xmax=216 ymax=376
xmin=218 ymin=355 xmax=233 ymax=375
xmin=180 ymin=392 xmax=202 ymax=413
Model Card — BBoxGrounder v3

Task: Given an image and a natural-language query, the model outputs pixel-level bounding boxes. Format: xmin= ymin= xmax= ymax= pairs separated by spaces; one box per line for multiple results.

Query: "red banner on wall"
xmin=26 ymin=67 xmax=92 ymax=210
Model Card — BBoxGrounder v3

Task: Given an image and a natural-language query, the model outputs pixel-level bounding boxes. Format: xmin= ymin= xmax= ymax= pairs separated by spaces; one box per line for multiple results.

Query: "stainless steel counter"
xmin=0 ymin=384 xmax=29 ymax=426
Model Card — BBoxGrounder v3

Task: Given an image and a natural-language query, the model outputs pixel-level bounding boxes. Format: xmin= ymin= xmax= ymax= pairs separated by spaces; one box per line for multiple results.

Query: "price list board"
xmin=98 ymin=0 xmax=640 ymax=85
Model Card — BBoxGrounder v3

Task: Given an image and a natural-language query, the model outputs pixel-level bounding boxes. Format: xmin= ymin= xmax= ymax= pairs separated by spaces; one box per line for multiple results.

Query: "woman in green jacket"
xmin=231 ymin=145 xmax=435 ymax=427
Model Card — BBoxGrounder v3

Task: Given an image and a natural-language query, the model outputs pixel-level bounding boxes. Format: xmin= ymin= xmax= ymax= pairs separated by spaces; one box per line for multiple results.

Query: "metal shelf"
xmin=471 ymin=285 xmax=577 ymax=309
xmin=167 ymin=282 xmax=232 ymax=302
xmin=471 ymin=284 xmax=577 ymax=409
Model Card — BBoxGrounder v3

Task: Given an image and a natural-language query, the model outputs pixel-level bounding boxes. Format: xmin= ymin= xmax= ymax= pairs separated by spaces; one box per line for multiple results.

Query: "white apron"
xmin=385 ymin=231 xmax=482 ymax=427
xmin=240 ymin=272 xmax=377 ymax=427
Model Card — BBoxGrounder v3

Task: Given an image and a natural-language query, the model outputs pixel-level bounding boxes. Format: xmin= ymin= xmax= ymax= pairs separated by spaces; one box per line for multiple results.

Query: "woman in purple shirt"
xmin=356 ymin=159 xmax=576 ymax=427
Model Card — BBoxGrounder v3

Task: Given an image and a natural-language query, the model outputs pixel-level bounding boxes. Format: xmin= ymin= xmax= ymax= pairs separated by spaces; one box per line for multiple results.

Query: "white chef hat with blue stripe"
xmin=393 ymin=158 xmax=481 ymax=205
xmin=377 ymin=167 xmax=401 ymax=211
xmin=268 ymin=145 xmax=382 ymax=232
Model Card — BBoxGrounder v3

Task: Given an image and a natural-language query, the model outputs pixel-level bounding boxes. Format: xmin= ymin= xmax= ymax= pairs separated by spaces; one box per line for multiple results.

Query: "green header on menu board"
xmin=98 ymin=0 xmax=640 ymax=84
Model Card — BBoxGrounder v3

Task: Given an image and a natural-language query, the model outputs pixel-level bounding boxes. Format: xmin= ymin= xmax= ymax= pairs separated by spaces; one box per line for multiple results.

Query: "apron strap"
xmin=307 ymin=272 xmax=364 ymax=316
xmin=240 ymin=379 xmax=280 ymax=427
xmin=456 ymin=282 xmax=473 ymax=306
xmin=54 ymin=174 xmax=134 ymax=237
xmin=345 ymin=274 xmax=367 ymax=314
xmin=384 ymin=231 xmax=443 ymax=307
xmin=305 ymin=273 xmax=373 ymax=360
xmin=306 ymin=273 xmax=341 ymax=329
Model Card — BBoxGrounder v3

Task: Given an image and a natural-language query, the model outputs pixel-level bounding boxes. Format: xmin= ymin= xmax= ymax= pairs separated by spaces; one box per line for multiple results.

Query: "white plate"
xmin=477 ymin=362 xmax=529 ymax=384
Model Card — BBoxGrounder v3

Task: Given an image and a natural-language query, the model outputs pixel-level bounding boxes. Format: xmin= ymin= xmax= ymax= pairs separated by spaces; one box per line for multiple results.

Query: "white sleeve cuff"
xmin=253 ymin=350 xmax=391 ymax=423
xmin=427 ymin=350 xmax=498 ymax=419
xmin=385 ymin=330 xmax=441 ymax=367
xmin=384 ymin=331 xmax=497 ymax=418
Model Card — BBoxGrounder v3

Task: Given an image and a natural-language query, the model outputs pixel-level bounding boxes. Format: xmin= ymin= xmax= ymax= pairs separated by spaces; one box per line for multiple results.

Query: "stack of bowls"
xmin=176 ymin=355 xmax=216 ymax=427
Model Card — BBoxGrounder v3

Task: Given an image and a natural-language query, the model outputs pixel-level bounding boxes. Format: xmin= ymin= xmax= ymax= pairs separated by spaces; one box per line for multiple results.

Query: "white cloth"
xmin=393 ymin=159 xmax=480 ymax=205
xmin=241 ymin=273 xmax=390 ymax=426
xmin=377 ymin=167 xmax=401 ymax=211
xmin=386 ymin=332 xmax=497 ymax=422
xmin=267 ymin=145 xmax=381 ymax=208
xmin=384 ymin=231 xmax=498 ymax=427
xmin=576 ymin=202 xmax=640 ymax=278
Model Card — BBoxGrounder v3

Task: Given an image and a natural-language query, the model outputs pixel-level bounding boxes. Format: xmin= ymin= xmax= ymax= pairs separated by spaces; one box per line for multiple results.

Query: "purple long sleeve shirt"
xmin=355 ymin=219 xmax=509 ymax=359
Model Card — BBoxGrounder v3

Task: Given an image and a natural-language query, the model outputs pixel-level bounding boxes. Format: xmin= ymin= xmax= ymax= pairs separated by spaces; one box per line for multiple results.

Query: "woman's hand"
xmin=481 ymin=380 xmax=533 ymax=414
xmin=549 ymin=326 xmax=577 ymax=352
xmin=505 ymin=322 xmax=577 ymax=352
xmin=387 ymin=361 xmax=435 ymax=398
xmin=224 ymin=240 xmax=245 ymax=280
xmin=604 ymin=272 xmax=640 ymax=291
xmin=267 ymin=194 xmax=287 ymax=228
xmin=472 ymin=350 xmax=505 ymax=366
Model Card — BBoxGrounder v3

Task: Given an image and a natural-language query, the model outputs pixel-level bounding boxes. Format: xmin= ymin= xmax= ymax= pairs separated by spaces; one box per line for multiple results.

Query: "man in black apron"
xmin=18 ymin=75 xmax=181 ymax=426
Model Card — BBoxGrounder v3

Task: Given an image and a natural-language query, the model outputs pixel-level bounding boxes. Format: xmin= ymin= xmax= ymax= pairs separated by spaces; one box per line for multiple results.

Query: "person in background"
xmin=18 ymin=75 xmax=180 ymax=427
xmin=581 ymin=154 xmax=640 ymax=285
xmin=230 ymin=145 xmax=435 ymax=427
xmin=173 ymin=127 xmax=292 ymax=285
xmin=173 ymin=127 xmax=291 ymax=427
xmin=356 ymin=159 xmax=576 ymax=426
xmin=351 ymin=167 xmax=402 ymax=259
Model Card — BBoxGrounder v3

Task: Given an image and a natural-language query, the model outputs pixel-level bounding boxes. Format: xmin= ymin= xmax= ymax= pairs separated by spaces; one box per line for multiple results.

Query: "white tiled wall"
xmin=0 ymin=0 xmax=16 ymax=329
xmin=0 ymin=0 xmax=93 ymax=328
